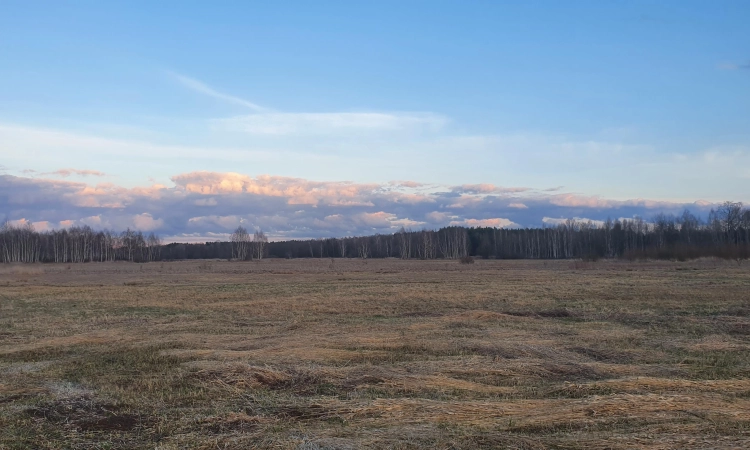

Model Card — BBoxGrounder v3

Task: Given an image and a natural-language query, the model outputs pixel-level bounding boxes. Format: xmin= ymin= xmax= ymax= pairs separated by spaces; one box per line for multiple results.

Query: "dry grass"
xmin=0 ymin=258 xmax=749 ymax=449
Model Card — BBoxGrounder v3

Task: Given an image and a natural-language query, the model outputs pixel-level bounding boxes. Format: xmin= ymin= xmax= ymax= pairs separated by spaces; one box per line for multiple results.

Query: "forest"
xmin=2 ymin=202 xmax=749 ymax=263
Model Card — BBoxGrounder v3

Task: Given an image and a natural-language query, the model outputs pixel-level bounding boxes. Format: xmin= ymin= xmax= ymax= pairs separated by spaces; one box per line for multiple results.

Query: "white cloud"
xmin=170 ymin=72 xmax=268 ymax=112
xmin=161 ymin=232 xmax=233 ymax=244
xmin=543 ymin=217 xmax=606 ymax=227
xmin=214 ymin=112 xmax=447 ymax=135
xmin=425 ymin=211 xmax=451 ymax=223
xmin=187 ymin=215 xmax=244 ymax=230
xmin=80 ymin=215 xmax=104 ymax=227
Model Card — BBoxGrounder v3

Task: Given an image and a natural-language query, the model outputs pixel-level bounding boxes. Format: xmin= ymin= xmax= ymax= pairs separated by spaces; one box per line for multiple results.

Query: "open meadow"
xmin=1 ymin=259 xmax=749 ymax=449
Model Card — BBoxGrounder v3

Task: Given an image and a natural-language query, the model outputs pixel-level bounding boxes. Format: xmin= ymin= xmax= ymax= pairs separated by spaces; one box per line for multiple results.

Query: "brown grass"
xmin=0 ymin=258 xmax=749 ymax=449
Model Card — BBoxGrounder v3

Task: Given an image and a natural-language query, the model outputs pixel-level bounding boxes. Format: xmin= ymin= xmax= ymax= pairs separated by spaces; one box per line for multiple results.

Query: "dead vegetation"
xmin=0 ymin=258 xmax=749 ymax=448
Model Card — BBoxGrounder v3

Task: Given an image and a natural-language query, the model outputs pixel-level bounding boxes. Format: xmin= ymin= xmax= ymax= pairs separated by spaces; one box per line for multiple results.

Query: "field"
xmin=1 ymin=259 xmax=749 ymax=449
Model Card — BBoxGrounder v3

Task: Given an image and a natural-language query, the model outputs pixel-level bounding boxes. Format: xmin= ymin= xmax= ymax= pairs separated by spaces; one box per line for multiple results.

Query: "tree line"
xmin=0 ymin=225 xmax=161 ymax=263
xmin=3 ymin=202 xmax=750 ymax=263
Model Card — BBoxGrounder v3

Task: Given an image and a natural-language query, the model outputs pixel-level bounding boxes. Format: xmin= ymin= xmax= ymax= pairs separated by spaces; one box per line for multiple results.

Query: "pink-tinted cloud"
xmin=450 ymin=218 xmax=518 ymax=228
xmin=549 ymin=194 xmax=614 ymax=208
xmin=172 ymin=171 xmax=382 ymax=206
xmin=30 ymin=220 xmax=54 ymax=232
xmin=390 ymin=180 xmax=424 ymax=188
xmin=356 ymin=211 xmax=397 ymax=228
xmin=6 ymin=218 xmax=32 ymax=228
xmin=132 ymin=213 xmax=164 ymax=231
xmin=425 ymin=211 xmax=451 ymax=223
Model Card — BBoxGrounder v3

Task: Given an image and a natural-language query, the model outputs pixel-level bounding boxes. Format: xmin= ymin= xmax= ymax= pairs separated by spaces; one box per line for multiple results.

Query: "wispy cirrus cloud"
xmin=43 ymin=168 xmax=107 ymax=178
xmin=170 ymin=72 xmax=447 ymax=135
xmin=169 ymin=72 xmax=269 ymax=112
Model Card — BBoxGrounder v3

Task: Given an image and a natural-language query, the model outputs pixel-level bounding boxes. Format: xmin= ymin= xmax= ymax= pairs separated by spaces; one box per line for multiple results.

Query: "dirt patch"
xmin=79 ymin=414 xmax=140 ymax=431
xmin=26 ymin=395 xmax=145 ymax=431
xmin=273 ymin=403 xmax=347 ymax=421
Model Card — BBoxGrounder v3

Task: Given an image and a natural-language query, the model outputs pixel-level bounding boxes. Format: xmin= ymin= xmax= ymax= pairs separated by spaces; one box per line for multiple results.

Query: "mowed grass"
xmin=0 ymin=258 xmax=749 ymax=449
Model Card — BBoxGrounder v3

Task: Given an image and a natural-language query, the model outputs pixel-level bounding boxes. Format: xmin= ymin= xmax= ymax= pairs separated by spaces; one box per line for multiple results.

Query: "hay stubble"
xmin=0 ymin=259 xmax=748 ymax=449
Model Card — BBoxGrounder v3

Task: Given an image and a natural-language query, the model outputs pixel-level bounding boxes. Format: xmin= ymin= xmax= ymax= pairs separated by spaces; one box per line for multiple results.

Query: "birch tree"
xmin=231 ymin=226 xmax=250 ymax=260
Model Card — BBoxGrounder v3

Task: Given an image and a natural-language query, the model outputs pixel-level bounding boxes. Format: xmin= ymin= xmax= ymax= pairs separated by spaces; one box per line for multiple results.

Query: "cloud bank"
xmin=0 ymin=171 xmax=718 ymax=242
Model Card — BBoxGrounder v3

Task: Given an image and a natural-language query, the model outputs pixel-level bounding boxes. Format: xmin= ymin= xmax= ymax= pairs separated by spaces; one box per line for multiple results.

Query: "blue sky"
xmin=1 ymin=1 xmax=748 ymax=239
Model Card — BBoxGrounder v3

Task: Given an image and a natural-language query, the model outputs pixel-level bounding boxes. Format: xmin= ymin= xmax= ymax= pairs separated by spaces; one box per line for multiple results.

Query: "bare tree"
xmin=437 ymin=227 xmax=467 ymax=259
xmin=231 ymin=226 xmax=250 ymax=260
xmin=357 ymin=237 xmax=370 ymax=259
xmin=718 ymin=201 xmax=744 ymax=244
xmin=146 ymin=232 xmax=162 ymax=261
xmin=253 ymin=229 xmax=268 ymax=260
xmin=397 ymin=227 xmax=412 ymax=259
xmin=678 ymin=209 xmax=699 ymax=245
xmin=416 ymin=229 xmax=436 ymax=259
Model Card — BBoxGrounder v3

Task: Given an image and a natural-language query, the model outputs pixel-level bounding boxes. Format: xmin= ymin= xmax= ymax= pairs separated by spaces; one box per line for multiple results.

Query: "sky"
xmin=1 ymin=1 xmax=748 ymax=241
